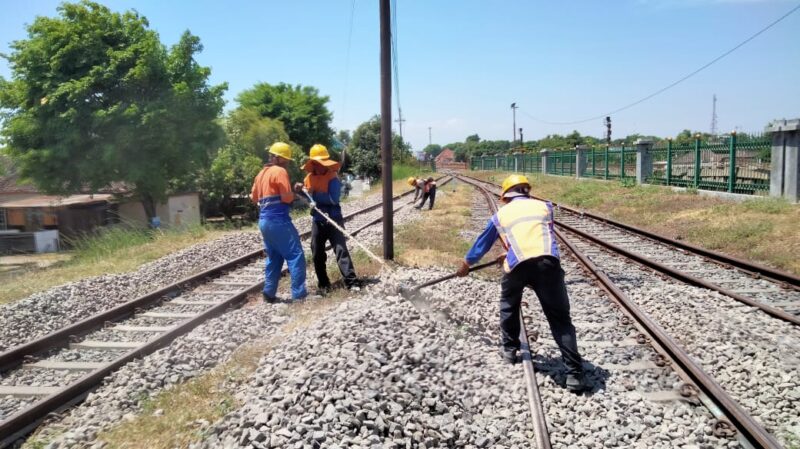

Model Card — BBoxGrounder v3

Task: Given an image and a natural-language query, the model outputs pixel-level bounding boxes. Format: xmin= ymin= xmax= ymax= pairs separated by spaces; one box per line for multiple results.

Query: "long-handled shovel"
xmin=301 ymin=188 xmax=385 ymax=266
xmin=398 ymin=260 xmax=497 ymax=302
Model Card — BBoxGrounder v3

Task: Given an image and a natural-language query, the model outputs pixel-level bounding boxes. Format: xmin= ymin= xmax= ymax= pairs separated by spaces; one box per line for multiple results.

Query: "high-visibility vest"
xmin=491 ymin=197 xmax=559 ymax=273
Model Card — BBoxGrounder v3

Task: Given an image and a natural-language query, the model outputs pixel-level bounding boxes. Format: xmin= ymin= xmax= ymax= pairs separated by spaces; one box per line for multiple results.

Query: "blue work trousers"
xmin=259 ymin=217 xmax=307 ymax=299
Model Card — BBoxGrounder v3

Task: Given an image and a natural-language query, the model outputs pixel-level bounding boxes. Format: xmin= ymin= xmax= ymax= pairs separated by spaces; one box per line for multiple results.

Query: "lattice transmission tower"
xmin=710 ymin=94 xmax=718 ymax=136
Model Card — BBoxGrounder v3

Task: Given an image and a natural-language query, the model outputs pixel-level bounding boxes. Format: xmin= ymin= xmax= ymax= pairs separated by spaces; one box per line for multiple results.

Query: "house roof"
xmin=0 ymin=194 xmax=113 ymax=209
xmin=435 ymin=148 xmax=455 ymax=162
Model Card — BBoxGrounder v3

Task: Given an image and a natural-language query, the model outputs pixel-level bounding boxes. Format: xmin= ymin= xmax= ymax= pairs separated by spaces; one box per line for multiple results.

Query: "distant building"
xmin=435 ymin=148 xmax=456 ymax=164
xmin=433 ymin=148 xmax=467 ymax=171
xmin=0 ymin=168 xmax=200 ymax=253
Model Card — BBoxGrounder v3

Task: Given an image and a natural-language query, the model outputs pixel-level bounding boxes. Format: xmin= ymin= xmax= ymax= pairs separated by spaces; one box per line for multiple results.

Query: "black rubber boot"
xmin=500 ymin=348 xmax=521 ymax=364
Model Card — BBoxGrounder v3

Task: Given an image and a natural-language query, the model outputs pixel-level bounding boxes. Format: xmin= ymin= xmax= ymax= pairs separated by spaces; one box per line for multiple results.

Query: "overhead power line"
xmin=339 ymin=0 xmax=357 ymax=124
xmin=391 ymin=0 xmax=403 ymax=138
xmin=521 ymin=2 xmax=800 ymax=126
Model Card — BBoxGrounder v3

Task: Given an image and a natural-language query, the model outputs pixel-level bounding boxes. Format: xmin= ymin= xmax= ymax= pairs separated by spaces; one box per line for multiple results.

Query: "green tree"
xmin=0 ymin=1 xmax=226 ymax=222
xmin=422 ymin=144 xmax=443 ymax=160
xmin=236 ymin=82 xmax=333 ymax=152
xmin=200 ymin=108 xmax=290 ymax=217
xmin=347 ymin=115 xmax=412 ymax=178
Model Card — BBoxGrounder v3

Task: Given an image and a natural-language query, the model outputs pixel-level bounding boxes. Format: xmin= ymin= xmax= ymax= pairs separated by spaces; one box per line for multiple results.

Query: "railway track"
xmin=459 ymin=174 xmax=790 ymax=448
xmin=458 ymin=173 xmax=800 ymax=323
xmin=0 ymin=177 xmax=451 ymax=448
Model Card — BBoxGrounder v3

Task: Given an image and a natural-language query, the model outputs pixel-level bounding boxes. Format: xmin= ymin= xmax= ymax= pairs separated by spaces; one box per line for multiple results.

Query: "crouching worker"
xmin=251 ymin=142 xmax=308 ymax=302
xmin=455 ymin=174 xmax=586 ymax=391
xmin=414 ymin=177 xmax=437 ymax=210
xmin=294 ymin=144 xmax=360 ymax=295
xmin=407 ymin=177 xmax=424 ymax=201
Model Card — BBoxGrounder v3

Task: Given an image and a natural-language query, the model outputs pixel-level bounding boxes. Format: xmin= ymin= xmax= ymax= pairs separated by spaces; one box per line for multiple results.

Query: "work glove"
xmin=455 ymin=261 xmax=470 ymax=277
xmin=293 ymin=182 xmax=304 ymax=193
xmin=495 ymin=253 xmax=507 ymax=266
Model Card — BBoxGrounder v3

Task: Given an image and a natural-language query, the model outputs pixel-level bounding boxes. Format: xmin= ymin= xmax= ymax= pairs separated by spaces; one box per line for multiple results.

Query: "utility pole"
xmin=710 ymin=94 xmax=718 ymax=136
xmin=428 ymin=127 xmax=432 ymax=146
xmin=394 ymin=110 xmax=405 ymax=140
xmin=379 ymin=0 xmax=393 ymax=260
xmin=511 ymin=103 xmax=518 ymax=145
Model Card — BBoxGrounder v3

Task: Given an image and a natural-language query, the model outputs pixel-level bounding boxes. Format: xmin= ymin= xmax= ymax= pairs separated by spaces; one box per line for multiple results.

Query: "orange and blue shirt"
xmin=251 ymin=165 xmax=294 ymax=219
xmin=304 ymin=171 xmax=343 ymax=222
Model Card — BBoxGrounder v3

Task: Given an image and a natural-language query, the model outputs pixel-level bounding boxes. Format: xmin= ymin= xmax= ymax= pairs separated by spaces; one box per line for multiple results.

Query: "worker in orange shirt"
xmin=251 ymin=142 xmax=308 ymax=302
xmin=295 ymin=144 xmax=359 ymax=294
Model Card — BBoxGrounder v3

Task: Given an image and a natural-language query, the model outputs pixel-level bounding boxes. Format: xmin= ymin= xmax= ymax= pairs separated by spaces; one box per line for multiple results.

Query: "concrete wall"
xmin=117 ymin=193 xmax=201 ymax=228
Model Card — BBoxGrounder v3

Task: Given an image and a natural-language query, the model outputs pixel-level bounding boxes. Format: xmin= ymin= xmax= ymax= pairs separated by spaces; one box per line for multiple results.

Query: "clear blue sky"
xmin=1 ymin=0 xmax=799 ymax=151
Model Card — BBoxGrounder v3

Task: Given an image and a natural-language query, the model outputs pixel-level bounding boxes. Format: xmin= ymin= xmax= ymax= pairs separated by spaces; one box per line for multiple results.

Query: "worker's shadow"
xmin=529 ymin=354 xmax=609 ymax=396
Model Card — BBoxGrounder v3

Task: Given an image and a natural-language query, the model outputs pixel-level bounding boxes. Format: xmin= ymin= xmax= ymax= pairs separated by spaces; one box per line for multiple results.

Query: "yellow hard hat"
xmin=268 ymin=142 xmax=292 ymax=160
xmin=309 ymin=144 xmax=330 ymax=161
xmin=501 ymin=174 xmax=530 ymax=197
xmin=407 ymin=177 xmax=416 ymax=186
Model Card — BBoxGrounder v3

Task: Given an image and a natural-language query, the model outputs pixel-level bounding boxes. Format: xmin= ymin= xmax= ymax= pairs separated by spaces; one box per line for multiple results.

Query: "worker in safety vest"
xmin=294 ymin=144 xmax=360 ymax=294
xmin=414 ymin=177 xmax=437 ymax=210
xmin=251 ymin=142 xmax=308 ymax=302
xmin=456 ymin=174 xmax=585 ymax=391
xmin=407 ymin=177 xmax=424 ymax=201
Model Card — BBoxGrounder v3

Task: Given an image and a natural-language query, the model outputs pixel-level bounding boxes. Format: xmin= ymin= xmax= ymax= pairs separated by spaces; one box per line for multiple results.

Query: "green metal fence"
xmin=469 ymin=134 xmax=771 ymax=196
xmin=646 ymin=135 xmax=770 ymax=195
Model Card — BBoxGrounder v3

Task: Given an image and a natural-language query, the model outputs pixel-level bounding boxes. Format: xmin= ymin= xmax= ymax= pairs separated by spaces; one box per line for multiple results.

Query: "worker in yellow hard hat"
xmin=407 ymin=176 xmax=424 ymax=201
xmin=293 ymin=144 xmax=360 ymax=294
xmin=455 ymin=174 xmax=586 ymax=391
xmin=414 ymin=176 xmax=437 ymax=210
xmin=251 ymin=142 xmax=309 ymax=302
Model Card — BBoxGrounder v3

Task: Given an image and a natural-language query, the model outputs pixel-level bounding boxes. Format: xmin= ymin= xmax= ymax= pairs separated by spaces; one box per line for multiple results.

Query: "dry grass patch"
xmin=469 ymin=171 xmax=800 ymax=275
xmin=395 ymin=184 xmax=473 ymax=268
xmin=1 ymin=227 xmax=236 ymax=305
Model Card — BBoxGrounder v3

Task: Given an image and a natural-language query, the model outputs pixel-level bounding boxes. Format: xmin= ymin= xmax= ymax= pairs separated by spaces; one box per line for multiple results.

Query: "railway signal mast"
xmin=605 ymin=116 xmax=612 ymax=145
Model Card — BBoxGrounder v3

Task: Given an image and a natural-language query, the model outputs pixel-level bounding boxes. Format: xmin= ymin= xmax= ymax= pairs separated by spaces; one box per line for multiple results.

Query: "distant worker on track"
xmin=295 ymin=144 xmax=360 ymax=295
xmin=251 ymin=142 xmax=308 ymax=302
xmin=407 ymin=176 xmax=424 ymax=201
xmin=414 ymin=177 xmax=437 ymax=210
xmin=455 ymin=174 xmax=586 ymax=391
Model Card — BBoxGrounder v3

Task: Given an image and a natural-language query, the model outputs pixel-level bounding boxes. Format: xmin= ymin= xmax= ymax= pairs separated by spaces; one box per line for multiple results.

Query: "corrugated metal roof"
xmin=0 ymin=194 xmax=113 ymax=209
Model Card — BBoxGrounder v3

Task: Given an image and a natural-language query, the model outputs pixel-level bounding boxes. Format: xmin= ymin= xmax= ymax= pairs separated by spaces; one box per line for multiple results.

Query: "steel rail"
xmin=455 ymin=174 xmax=799 ymax=324
xmin=555 ymin=228 xmax=783 ymax=449
xmin=0 ymin=283 xmax=262 ymax=448
xmin=471 ymin=182 xmax=552 ymax=449
xmin=0 ymin=176 xmax=448 ymax=374
xmin=557 ymin=221 xmax=800 ymax=326
xmin=0 ymin=176 xmax=449 ymax=447
xmin=456 ymin=173 xmax=800 ymax=288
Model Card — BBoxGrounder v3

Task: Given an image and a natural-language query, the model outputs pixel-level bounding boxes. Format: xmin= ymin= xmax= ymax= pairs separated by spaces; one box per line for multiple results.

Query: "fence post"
xmin=766 ymin=118 xmax=800 ymax=202
xmin=591 ymin=147 xmax=596 ymax=177
xmin=727 ymin=132 xmax=737 ymax=193
xmin=693 ymin=134 xmax=701 ymax=189
xmin=604 ymin=145 xmax=609 ymax=180
xmin=666 ymin=139 xmax=673 ymax=186
xmin=496 ymin=155 xmax=501 ymax=171
xmin=541 ymin=150 xmax=549 ymax=175
xmin=620 ymin=144 xmax=626 ymax=180
xmin=575 ymin=145 xmax=588 ymax=178
xmin=634 ymin=139 xmax=653 ymax=185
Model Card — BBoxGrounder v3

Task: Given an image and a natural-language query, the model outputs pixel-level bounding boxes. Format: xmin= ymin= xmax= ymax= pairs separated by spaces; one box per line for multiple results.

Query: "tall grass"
xmin=62 ymin=223 xmax=208 ymax=265
xmin=392 ymin=163 xmax=431 ymax=181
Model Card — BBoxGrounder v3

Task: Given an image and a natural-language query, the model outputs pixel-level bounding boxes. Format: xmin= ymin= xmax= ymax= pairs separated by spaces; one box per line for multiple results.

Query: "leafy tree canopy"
xmin=347 ymin=115 xmax=412 ymax=179
xmin=0 ymin=1 xmax=226 ymax=220
xmin=200 ymin=108 xmax=290 ymax=217
xmin=236 ymin=82 xmax=333 ymax=152
xmin=422 ymin=144 xmax=443 ymax=160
